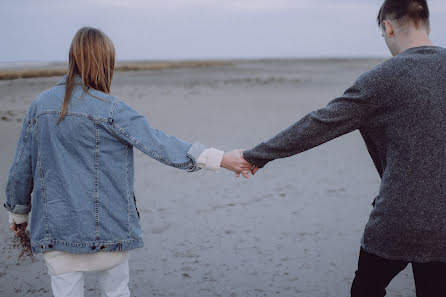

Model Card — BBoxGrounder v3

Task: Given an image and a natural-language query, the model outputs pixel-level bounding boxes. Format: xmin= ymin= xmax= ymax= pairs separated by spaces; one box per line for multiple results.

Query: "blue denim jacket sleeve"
xmin=4 ymin=109 xmax=34 ymax=215
xmin=109 ymin=100 xmax=205 ymax=171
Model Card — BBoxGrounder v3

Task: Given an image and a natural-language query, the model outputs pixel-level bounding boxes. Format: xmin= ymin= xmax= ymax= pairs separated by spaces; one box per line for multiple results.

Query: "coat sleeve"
xmin=109 ymin=100 xmax=206 ymax=172
xmin=243 ymin=73 xmax=380 ymax=168
xmin=4 ymin=108 xmax=34 ymax=215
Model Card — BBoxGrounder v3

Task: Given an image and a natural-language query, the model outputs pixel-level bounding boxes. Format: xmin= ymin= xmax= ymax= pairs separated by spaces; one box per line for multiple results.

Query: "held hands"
xmin=221 ymin=149 xmax=258 ymax=178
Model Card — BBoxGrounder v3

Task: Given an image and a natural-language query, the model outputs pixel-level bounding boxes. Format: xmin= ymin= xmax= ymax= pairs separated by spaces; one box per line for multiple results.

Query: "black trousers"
xmin=351 ymin=248 xmax=446 ymax=297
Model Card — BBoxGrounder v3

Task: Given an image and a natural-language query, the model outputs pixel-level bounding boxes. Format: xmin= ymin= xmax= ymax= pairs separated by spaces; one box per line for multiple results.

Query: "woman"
xmin=5 ymin=27 xmax=251 ymax=297
xmin=243 ymin=0 xmax=446 ymax=296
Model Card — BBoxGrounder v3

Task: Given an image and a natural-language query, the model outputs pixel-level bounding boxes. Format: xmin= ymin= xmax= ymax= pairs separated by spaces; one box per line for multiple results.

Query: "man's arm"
xmin=243 ymin=75 xmax=379 ymax=169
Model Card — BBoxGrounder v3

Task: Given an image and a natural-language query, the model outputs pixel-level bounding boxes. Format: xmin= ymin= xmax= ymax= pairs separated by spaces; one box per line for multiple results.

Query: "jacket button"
xmin=40 ymin=245 xmax=44 ymax=249
xmin=91 ymin=245 xmax=96 ymax=250
xmin=99 ymin=246 xmax=105 ymax=250
xmin=48 ymin=244 xmax=53 ymax=248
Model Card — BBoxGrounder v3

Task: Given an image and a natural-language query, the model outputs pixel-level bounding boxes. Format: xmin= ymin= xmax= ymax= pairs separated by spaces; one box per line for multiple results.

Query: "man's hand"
xmin=221 ymin=149 xmax=254 ymax=178
xmin=11 ymin=222 xmax=28 ymax=237
xmin=251 ymin=166 xmax=259 ymax=175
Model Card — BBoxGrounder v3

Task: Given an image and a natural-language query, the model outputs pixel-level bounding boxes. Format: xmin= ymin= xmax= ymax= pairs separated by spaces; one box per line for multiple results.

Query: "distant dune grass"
xmin=0 ymin=58 xmax=385 ymax=80
xmin=0 ymin=69 xmax=67 ymax=80
xmin=0 ymin=60 xmax=234 ymax=80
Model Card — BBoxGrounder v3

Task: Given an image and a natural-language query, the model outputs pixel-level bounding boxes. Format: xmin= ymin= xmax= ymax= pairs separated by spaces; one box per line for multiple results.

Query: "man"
xmin=243 ymin=1 xmax=446 ymax=296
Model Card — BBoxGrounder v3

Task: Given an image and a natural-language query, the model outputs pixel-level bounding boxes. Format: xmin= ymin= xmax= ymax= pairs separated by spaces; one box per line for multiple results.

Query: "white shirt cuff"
xmin=196 ymin=148 xmax=224 ymax=171
xmin=9 ymin=212 xmax=29 ymax=225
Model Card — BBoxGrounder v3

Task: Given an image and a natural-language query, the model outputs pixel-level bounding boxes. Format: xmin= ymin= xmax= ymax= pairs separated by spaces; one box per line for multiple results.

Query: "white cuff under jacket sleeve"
xmin=196 ymin=148 xmax=224 ymax=171
xmin=9 ymin=212 xmax=29 ymax=225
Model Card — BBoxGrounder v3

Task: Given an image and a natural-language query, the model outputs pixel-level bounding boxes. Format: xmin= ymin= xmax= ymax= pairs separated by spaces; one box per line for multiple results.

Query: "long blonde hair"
xmin=58 ymin=27 xmax=116 ymax=123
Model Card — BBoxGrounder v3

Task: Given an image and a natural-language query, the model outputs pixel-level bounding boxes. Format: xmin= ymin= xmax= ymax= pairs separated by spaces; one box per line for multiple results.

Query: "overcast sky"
xmin=1 ymin=0 xmax=446 ymax=62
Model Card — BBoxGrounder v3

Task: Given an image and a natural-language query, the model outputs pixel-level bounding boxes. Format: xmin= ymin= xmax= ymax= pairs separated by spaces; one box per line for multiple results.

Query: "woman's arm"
xmin=109 ymin=100 xmax=205 ymax=171
xmin=109 ymin=100 xmax=252 ymax=175
xmin=4 ymin=110 xmax=34 ymax=216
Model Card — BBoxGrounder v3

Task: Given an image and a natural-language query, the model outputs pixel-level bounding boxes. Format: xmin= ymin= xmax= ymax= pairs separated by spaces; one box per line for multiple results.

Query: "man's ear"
xmin=383 ymin=20 xmax=394 ymax=37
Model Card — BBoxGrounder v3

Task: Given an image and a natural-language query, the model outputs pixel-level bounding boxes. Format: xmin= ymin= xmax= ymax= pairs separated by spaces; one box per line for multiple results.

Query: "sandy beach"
xmin=0 ymin=59 xmax=416 ymax=297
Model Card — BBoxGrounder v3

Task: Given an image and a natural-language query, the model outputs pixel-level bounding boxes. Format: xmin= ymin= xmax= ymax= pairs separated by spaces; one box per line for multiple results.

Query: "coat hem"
xmin=31 ymin=238 xmax=144 ymax=254
xmin=360 ymin=242 xmax=446 ymax=264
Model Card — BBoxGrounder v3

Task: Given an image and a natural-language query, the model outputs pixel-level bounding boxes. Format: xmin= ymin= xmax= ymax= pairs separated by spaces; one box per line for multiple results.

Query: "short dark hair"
xmin=377 ymin=0 xmax=430 ymax=28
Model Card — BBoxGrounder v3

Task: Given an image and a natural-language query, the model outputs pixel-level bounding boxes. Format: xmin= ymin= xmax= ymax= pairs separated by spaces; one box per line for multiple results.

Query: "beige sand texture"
xmin=0 ymin=59 xmax=416 ymax=296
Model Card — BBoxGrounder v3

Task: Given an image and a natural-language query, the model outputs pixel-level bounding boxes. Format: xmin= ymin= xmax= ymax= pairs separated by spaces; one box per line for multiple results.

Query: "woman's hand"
xmin=11 ymin=222 xmax=28 ymax=237
xmin=221 ymin=149 xmax=255 ymax=178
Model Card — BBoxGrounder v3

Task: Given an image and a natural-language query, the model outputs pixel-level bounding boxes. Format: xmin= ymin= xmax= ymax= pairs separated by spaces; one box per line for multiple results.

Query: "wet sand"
xmin=0 ymin=59 xmax=416 ymax=296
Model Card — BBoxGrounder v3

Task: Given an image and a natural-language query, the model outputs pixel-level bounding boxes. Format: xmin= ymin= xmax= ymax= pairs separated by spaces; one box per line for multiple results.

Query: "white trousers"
xmin=50 ymin=259 xmax=130 ymax=297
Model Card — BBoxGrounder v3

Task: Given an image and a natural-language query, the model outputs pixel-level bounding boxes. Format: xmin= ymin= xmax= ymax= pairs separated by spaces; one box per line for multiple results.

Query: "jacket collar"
xmin=57 ymin=74 xmax=82 ymax=86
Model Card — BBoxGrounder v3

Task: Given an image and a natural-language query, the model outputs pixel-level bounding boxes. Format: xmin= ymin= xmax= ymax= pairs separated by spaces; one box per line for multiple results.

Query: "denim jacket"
xmin=4 ymin=76 xmax=205 ymax=254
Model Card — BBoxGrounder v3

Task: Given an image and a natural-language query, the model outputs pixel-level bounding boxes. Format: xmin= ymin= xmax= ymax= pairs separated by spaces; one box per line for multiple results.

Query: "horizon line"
xmin=0 ymin=57 xmax=388 ymax=80
xmin=0 ymin=55 xmax=389 ymax=65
